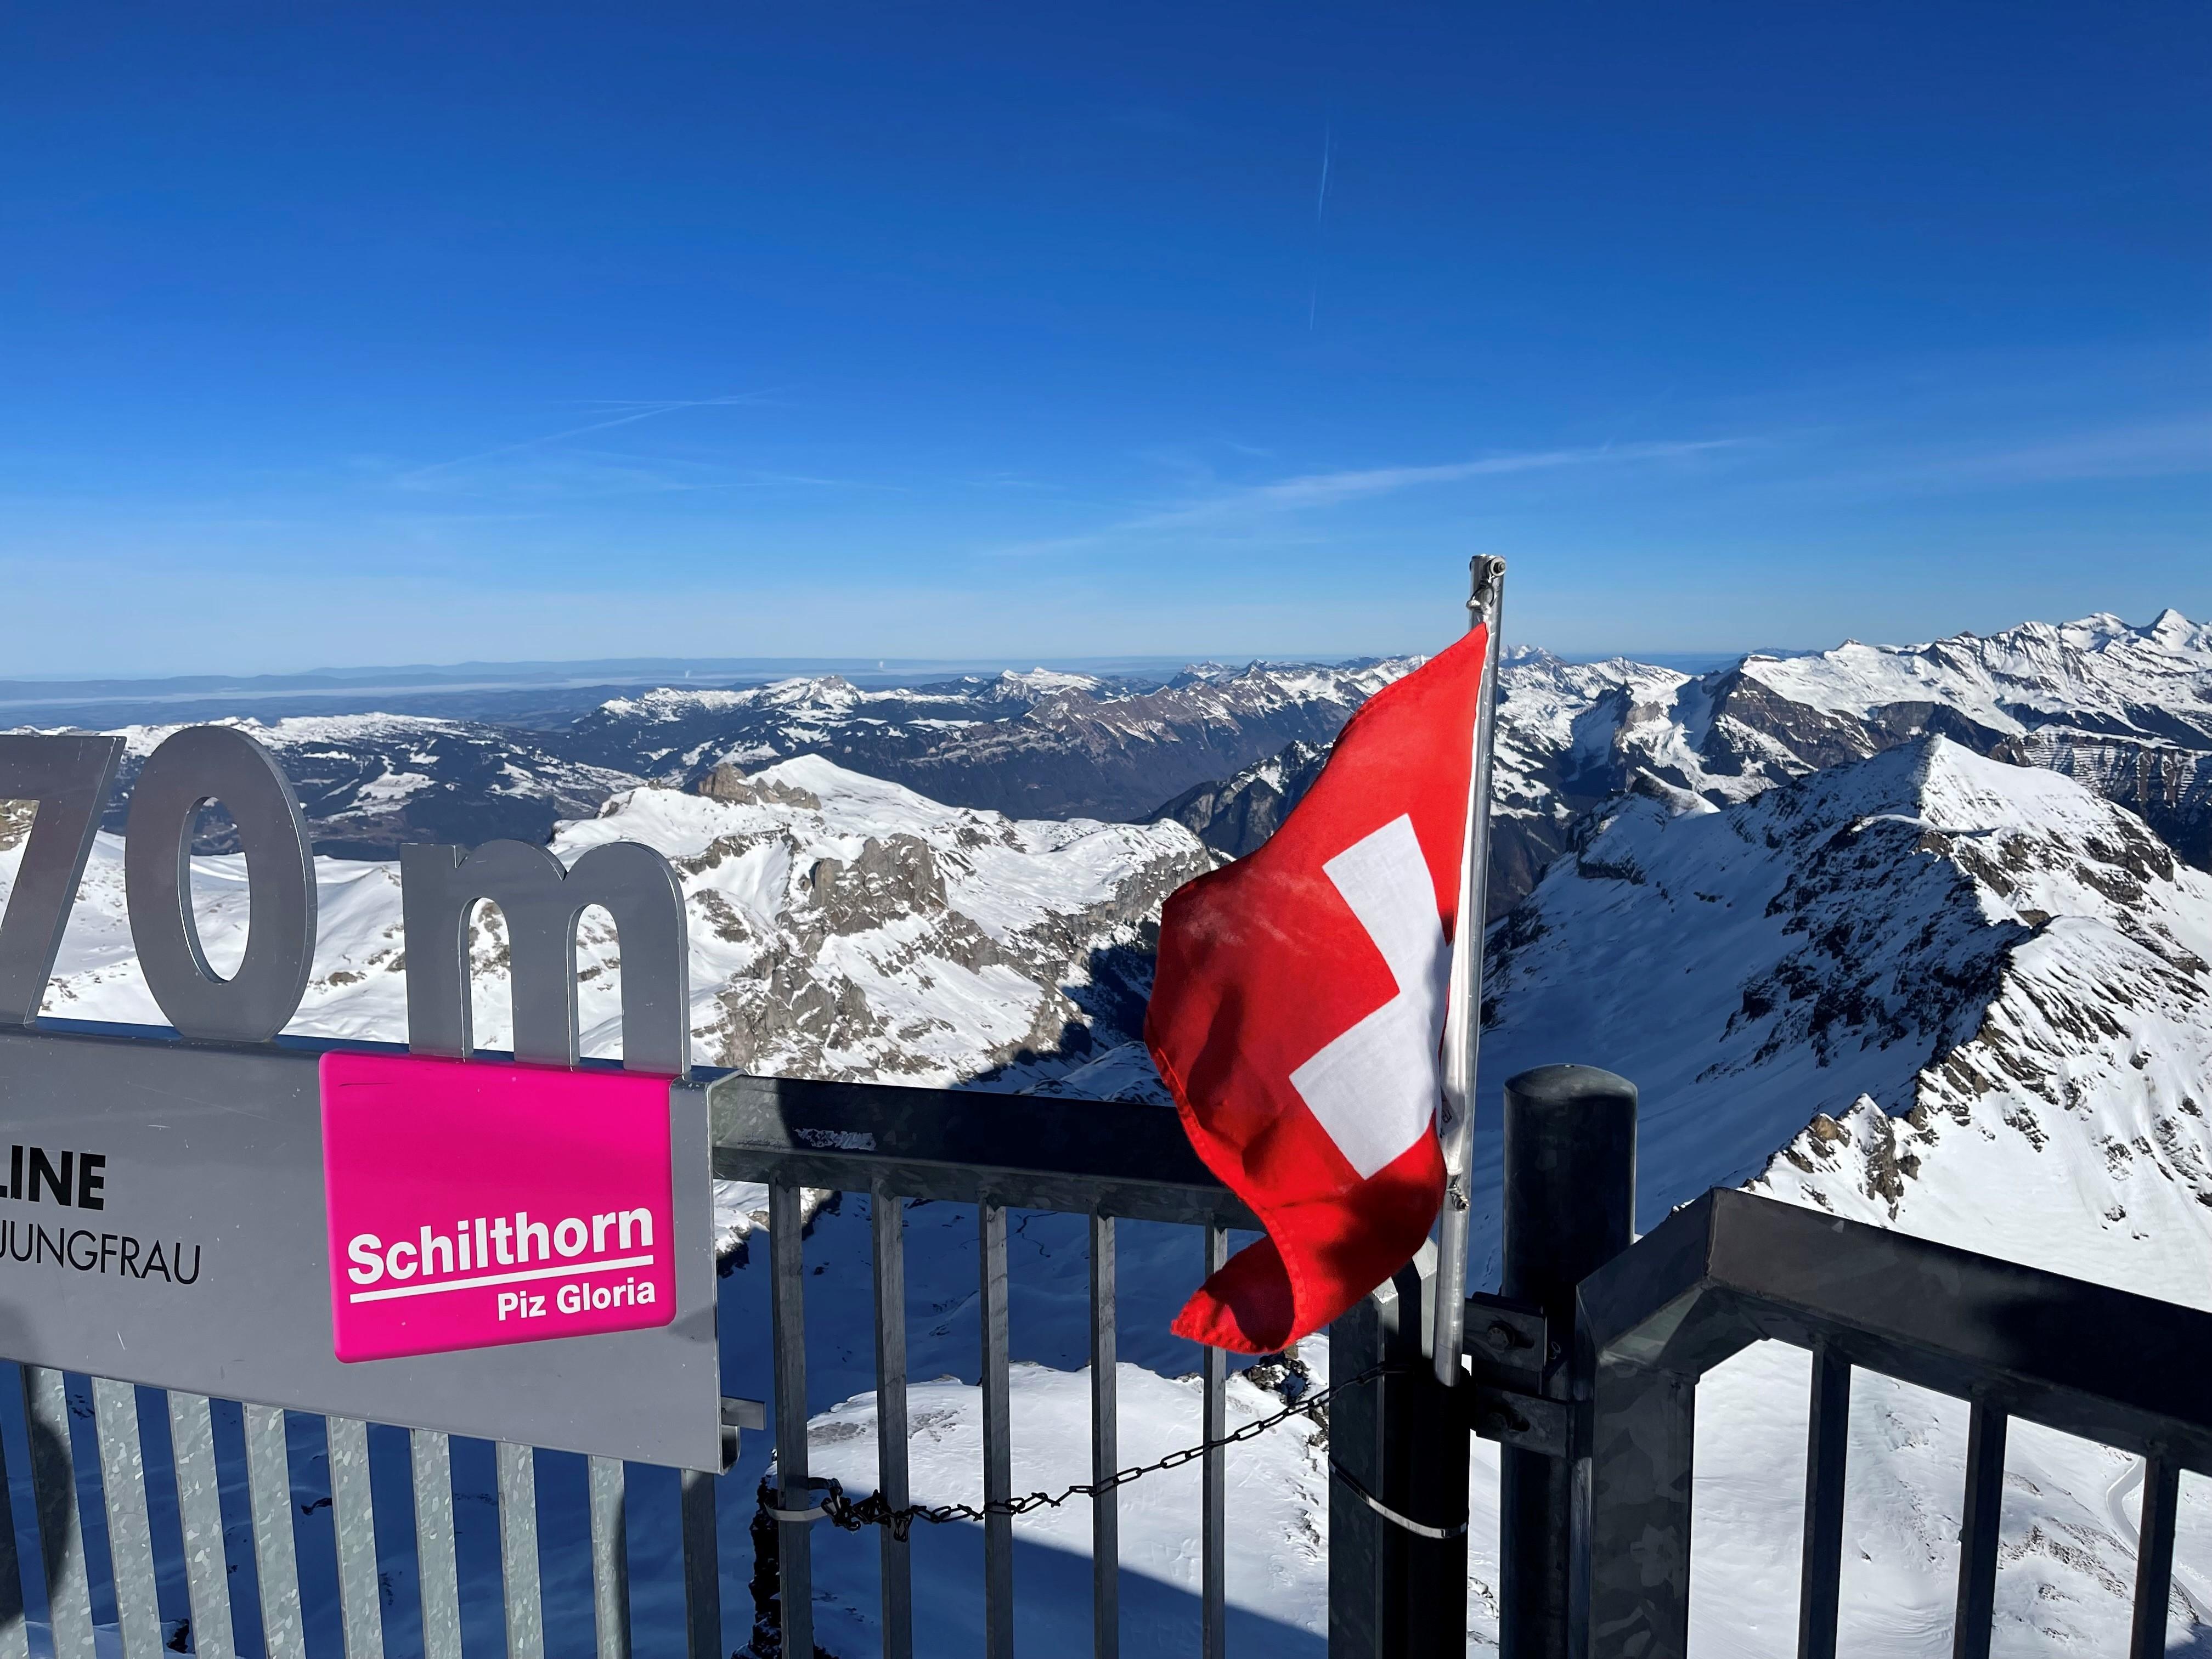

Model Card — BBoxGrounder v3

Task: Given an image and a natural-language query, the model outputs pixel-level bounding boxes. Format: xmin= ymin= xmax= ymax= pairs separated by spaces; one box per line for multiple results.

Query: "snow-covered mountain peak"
xmin=1739 ymin=607 xmax=2212 ymax=731
xmin=992 ymin=667 xmax=1103 ymax=699
xmin=1480 ymin=732 xmax=2212 ymax=1307
xmin=591 ymin=684 xmax=755 ymax=721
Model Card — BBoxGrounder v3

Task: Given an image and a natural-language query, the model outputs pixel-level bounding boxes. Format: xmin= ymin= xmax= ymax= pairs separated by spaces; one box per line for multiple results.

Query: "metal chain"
xmin=775 ymin=1362 xmax=1409 ymax=1543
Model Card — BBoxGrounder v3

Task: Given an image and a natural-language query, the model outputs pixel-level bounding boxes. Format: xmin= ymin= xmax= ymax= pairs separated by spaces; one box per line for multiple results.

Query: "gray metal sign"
xmin=0 ymin=728 xmax=732 ymax=1471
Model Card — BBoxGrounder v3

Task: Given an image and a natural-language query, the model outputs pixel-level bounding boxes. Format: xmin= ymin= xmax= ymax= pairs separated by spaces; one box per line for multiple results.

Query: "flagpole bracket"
xmin=1458 ymin=1289 xmax=1568 ymax=1456
xmin=1466 ymin=555 xmax=1508 ymax=623
xmin=1461 ymin=1381 xmax=1570 ymax=1459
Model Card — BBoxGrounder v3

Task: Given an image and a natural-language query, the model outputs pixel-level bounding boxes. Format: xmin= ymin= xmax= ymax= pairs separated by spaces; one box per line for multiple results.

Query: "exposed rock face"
xmin=1568 ymin=610 xmax=2212 ymax=875
xmin=1476 ymin=734 xmax=2212 ymax=1308
xmin=1148 ymin=740 xmax=1328 ymax=859
xmin=1147 ymin=647 xmax=1693 ymax=912
xmin=4 ymin=754 xmax=1212 ymax=1091
xmin=570 ymin=760 xmax=1211 ymax=1085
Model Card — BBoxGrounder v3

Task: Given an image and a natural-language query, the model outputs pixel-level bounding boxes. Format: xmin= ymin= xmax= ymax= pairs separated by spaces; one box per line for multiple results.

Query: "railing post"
xmin=1325 ymin=1241 xmax=1468 ymax=1659
xmin=1327 ymin=1254 xmax=1429 ymax=1659
xmin=1498 ymin=1064 xmax=1638 ymax=1659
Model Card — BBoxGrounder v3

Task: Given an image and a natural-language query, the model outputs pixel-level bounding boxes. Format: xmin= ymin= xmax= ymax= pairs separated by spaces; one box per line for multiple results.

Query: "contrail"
xmin=1310 ymin=123 xmax=1333 ymax=330
xmin=407 ymin=393 xmax=773 ymax=479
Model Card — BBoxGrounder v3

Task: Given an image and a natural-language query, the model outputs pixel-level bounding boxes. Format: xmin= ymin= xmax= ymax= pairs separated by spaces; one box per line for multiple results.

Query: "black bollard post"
xmin=1497 ymin=1064 xmax=1638 ymax=1659
xmin=1327 ymin=1244 xmax=1470 ymax=1658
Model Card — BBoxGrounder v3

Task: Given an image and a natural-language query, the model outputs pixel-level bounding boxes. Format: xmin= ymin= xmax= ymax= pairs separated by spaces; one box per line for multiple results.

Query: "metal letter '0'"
xmin=0 ymin=734 xmax=124 ymax=1026
xmin=124 ymin=725 xmax=317 ymax=1042
xmin=400 ymin=838 xmax=691 ymax=1074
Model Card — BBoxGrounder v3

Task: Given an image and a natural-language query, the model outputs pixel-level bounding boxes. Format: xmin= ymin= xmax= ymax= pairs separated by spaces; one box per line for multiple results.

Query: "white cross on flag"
xmin=1144 ymin=624 xmax=1490 ymax=1353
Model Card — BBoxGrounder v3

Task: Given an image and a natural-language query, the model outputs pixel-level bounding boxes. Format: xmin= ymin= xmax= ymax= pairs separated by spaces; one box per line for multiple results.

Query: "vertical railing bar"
xmin=1950 ymin=1399 xmax=2007 ymax=1659
xmin=588 ymin=1457 xmax=631 ymax=1659
xmin=2128 ymin=1454 xmax=2181 ymax=1659
xmin=1796 ymin=1345 xmax=1850 ymax=1659
xmin=770 ymin=1181 xmax=815 ymax=1659
xmin=1200 ymin=1225 xmax=1227 ymax=1659
xmin=496 ymin=1442 xmax=546 ymax=1659
xmin=1090 ymin=1213 xmax=1120 ymax=1659
xmin=980 ymin=1200 xmax=1015 ymax=1659
xmin=872 ymin=1179 xmax=915 ymax=1659
xmin=326 ymin=1415 xmax=385 ymax=1659
xmin=166 ymin=1392 xmax=235 ymax=1659
xmin=241 ymin=1404 xmax=308 ymax=1659
xmin=24 ymin=1367 xmax=94 ymax=1659
xmin=0 ymin=1370 xmax=25 ymax=1659
xmin=91 ymin=1378 xmax=163 ymax=1659
xmin=679 ymin=1468 xmax=721 ymax=1659
xmin=409 ymin=1429 xmax=464 ymax=1659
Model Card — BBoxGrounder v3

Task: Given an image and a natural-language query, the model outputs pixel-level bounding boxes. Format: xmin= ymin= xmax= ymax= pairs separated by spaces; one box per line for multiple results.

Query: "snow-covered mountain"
xmin=1000 ymin=733 xmax=2212 ymax=1654
xmin=1475 ymin=733 xmax=2212 ymax=1299
xmin=567 ymin=659 xmax=1419 ymax=822
xmin=1147 ymin=739 xmax=1329 ymax=859
xmin=1462 ymin=736 xmax=2212 ymax=1651
xmin=13 ymin=757 xmax=1207 ymax=1096
xmin=1154 ymin=612 xmax=2212 ymax=923
xmin=1561 ymin=610 xmax=2212 ymax=871
xmin=1149 ymin=647 xmax=1690 ymax=911
xmin=9 ymin=713 xmax=648 ymax=858
xmin=11 ymin=658 xmax=1415 ymax=862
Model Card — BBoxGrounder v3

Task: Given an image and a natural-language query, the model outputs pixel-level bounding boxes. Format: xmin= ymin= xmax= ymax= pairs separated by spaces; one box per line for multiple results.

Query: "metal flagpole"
xmin=1433 ymin=554 xmax=1506 ymax=1385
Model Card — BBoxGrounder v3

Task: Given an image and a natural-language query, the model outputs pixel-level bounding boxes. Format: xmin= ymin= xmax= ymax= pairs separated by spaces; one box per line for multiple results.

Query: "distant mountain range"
xmin=1157 ymin=610 xmax=2212 ymax=910
xmin=39 ymin=658 xmax=1417 ymax=856
xmin=12 ymin=607 xmax=2212 ymax=1651
xmin=20 ymin=611 xmax=2212 ymax=924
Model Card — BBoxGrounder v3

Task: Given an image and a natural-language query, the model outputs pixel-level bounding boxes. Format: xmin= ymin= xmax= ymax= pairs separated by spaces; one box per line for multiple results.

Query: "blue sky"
xmin=2 ymin=3 xmax=2205 ymax=674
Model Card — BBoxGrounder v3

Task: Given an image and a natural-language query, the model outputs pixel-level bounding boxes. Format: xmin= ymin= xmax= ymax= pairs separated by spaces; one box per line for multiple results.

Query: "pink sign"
xmin=319 ymin=1052 xmax=679 ymax=1363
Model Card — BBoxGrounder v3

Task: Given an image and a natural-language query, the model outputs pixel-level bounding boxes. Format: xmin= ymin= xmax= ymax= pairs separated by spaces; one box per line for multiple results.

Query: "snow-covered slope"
xmin=10 ymin=757 xmax=1209 ymax=1092
xmin=1463 ymin=736 xmax=2212 ymax=1652
xmin=1476 ymin=735 xmax=2212 ymax=1293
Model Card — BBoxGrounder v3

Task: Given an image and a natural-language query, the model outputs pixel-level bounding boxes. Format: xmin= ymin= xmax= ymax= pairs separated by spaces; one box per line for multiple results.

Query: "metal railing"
xmin=1478 ymin=1063 xmax=2212 ymax=1659
xmin=3 ymin=1045 xmax=2209 ymax=1658
xmin=713 ymin=1069 xmax=1257 ymax=1659
xmin=0 ymin=1031 xmax=1262 ymax=1659
xmin=1572 ymin=1187 xmax=2212 ymax=1659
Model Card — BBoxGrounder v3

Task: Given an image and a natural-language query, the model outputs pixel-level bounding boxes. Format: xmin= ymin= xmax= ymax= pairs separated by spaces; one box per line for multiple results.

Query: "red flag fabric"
xmin=1144 ymin=626 xmax=1488 ymax=1354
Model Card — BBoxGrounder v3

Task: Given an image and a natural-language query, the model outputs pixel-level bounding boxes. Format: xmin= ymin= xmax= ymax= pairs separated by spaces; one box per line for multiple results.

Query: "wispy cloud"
xmin=1753 ymin=414 xmax=2212 ymax=505
xmin=994 ymin=438 xmax=1746 ymax=556
xmin=1922 ymin=417 xmax=2212 ymax=486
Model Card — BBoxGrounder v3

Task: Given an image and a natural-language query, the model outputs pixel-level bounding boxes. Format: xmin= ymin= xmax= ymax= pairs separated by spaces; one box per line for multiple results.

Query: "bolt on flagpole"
xmin=1433 ymin=554 xmax=1506 ymax=1385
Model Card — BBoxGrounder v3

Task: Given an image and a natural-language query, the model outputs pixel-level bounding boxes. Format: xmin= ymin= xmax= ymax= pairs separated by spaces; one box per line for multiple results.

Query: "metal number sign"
xmin=0 ymin=727 xmax=725 ymax=1470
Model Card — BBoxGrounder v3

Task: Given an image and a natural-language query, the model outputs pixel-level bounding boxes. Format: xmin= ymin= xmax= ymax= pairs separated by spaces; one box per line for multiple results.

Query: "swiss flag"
xmin=1145 ymin=625 xmax=1488 ymax=1354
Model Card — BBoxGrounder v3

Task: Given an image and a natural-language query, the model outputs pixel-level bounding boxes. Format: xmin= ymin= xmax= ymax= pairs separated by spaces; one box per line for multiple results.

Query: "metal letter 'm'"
xmin=400 ymin=839 xmax=691 ymax=1076
xmin=125 ymin=726 xmax=317 ymax=1043
xmin=0 ymin=734 xmax=125 ymax=1027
